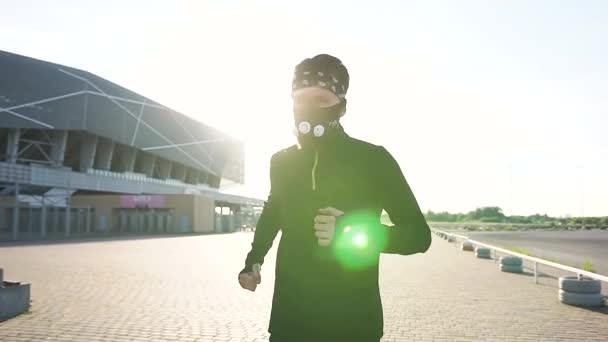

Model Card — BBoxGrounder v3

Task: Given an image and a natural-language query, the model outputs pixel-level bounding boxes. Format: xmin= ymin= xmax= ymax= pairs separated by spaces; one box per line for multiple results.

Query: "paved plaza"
xmin=1 ymin=232 xmax=607 ymax=341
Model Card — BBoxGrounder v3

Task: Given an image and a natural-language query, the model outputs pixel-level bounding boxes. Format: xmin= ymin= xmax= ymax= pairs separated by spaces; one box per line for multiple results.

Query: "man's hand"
xmin=314 ymin=207 xmax=345 ymax=246
xmin=238 ymin=264 xmax=261 ymax=292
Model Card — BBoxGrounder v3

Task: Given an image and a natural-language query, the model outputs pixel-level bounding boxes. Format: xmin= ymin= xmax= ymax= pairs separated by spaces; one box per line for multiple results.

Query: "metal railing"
xmin=432 ymin=229 xmax=608 ymax=285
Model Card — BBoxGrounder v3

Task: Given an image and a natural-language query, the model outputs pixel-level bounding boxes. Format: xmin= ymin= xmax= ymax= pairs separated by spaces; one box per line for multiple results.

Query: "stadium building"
xmin=0 ymin=50 xmax=262 ymax=241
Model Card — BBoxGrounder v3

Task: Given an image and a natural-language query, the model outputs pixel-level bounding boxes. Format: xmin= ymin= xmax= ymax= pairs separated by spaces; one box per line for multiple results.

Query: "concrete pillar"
xmin=53 ymin=207 xmax=59 ymax=235
xmin=172 ymin=163 xmax=186 ymax=182
xmin=85 ymin=207 xmax=91 ymax=234
xmin=94 ymin=138 xmax=114 ymax=171
xmin=167 ymin=212 xmax=174 ymax=233
xmin=208 ymin=174 xmax=221 ymax=189
xmin=140 ymin=153 xmax=156 ymax=177
xmin=79 ymin=133 xmax=98 ymax=172
xmin=186 ymin=168 xmax=199 ymax=184
xmin=197 ymin=171 xmax=207 ymax=185
xmin=135 ymin=209 xmax=141 ymax=233
xmin=228 ymin=214 xmax=234 ymax=233
xmin=158 ymin=159 xmax=172 ymax=179
xmin=215 ymin=212 xmax=222 ymax=233
xmin=213 ymin=157 xmax=227 ymax=186
xmin=40 ymin=196 xmax=47 ymax=238
xmin=6 ymin=128 xmax=20 ymax=164
xmin=27 ymin=207 xmax=33 ymax=234
xmin=76 ymin=209 xmax=82 ymax=235
xmin=65 ymin=189 xmax=71 ymax=238
xmin=140 ymin=211 xmax=145 ymax=233
xmin=120 ymin=146 xmax=137 ymax=172
xmin=12 ymin=183 xmax=19 ymax=241
xmin=50 ymin=130 xmax=69 ymax=168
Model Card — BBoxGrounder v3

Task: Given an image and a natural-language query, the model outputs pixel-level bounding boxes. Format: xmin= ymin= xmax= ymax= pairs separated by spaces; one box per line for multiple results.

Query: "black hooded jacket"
xmin=241 ymin=125 xmax=431 ymax=340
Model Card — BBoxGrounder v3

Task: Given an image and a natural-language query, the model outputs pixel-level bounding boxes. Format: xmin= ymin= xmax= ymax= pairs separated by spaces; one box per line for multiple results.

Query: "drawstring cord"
xmin=312 ymin=150 xmax=319 ymax=191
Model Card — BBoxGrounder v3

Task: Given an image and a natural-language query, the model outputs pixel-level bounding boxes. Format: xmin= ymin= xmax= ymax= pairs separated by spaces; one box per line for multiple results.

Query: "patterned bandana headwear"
xmin=292 ymin=54 xmax=349 ymax=99
xmin=291 ymin=54 xmax=350 ymax=150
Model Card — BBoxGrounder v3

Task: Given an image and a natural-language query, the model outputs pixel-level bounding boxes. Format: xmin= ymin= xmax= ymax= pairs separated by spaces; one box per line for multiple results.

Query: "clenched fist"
xmin=314 ymin=207 xmax=345 ymax=246
xmin=238 ymin=264 xmax=261 ymax=292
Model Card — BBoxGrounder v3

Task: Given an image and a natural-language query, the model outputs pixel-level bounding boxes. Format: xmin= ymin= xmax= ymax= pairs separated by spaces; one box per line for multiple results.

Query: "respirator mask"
xmin=293 ymin=99 xmax=346 ymax=149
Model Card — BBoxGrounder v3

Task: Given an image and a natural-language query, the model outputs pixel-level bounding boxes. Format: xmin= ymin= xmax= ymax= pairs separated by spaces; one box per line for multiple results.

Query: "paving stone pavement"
xmin=0 ymin=233 xmax=606 ymax=341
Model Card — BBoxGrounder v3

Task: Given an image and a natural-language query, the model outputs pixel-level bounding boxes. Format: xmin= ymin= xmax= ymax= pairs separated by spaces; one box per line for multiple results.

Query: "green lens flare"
xmin=353 ymin=233 xmax=368 ymax=248
xmin=333 ymin=211 xmax=387 ymax=271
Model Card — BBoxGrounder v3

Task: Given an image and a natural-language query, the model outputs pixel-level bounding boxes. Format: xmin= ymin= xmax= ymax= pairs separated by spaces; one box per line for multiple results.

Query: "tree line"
xmin=424 ymin=206 xmax=608 ymax=226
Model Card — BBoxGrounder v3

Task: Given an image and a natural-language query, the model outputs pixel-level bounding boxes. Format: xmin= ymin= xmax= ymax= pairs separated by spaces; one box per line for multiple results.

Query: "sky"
xmin=2 ymin=0 xmax=607 ymax=217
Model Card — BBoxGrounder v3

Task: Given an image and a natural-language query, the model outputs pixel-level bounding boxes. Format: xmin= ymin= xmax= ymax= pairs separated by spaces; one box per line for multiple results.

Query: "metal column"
xmin=76 ymin=209 xmax=82 ymax=235
xmin=65 ymin=188 xmax=71 ymax=238
xmin=27 ymin=207 xmax=33 ymax=234
xmin=41 ymin=196 xmax=47 ymax=238
xmin=12 ymin=183 xmax=19 ymax=241
xmin=85 ymin=207 xmax=91 ymax=234
xmin=53 ymin=207 xmax=59 ymax=235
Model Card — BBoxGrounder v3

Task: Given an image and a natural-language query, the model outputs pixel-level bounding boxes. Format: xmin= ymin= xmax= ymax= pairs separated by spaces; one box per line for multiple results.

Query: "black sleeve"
xmin=242 ymin=154 xmax=282 ymax=273
xmin=377 ymin=146 xmax=431 ymax=255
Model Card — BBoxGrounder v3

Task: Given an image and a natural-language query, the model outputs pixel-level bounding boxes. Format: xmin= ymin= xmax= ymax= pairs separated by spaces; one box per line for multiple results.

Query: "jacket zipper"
xmin=312 ymin=150 xmax=319 ymax=191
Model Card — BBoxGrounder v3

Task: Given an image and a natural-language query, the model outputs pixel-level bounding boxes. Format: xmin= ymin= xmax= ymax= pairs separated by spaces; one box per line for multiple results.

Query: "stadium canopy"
xmin=0 ymin=50 xmax=244 ymax=184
